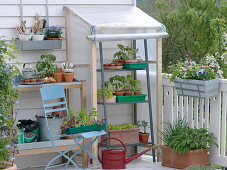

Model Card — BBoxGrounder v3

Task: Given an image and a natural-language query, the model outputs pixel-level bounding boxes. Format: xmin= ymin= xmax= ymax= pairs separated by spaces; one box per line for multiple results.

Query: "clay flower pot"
xmin=112 ymin=59 xmax=125 ymax=63
xmin=115 ymin=91 xmax=124 ymax=96
xmin=36 ymin=78 xmax=44 ymax=82
xmin=115 ymin=63 xmax=122 ymax=66
xmin=24 ymin=79 xmax=30 ymax=83
xmin=30 ymin=79 xmax=37 ymax=82
xmin=64 ymin=72 xmax=74 ymax=82
xmin=134 ymin=91 xmax=142 ymax=95
xmin=124 ymin=91 xmax=133 ymax=96
xmin=3 ymin=164 xmax=17 ymax=170
xmin=109 ymin=63 xmax=116 ymax=67
xmin=97 ymin=96 xmax=116 ymax=103
xmin=161 ymin=145 xmax=208 ymax=169
xmin=57 ymin=68 xmax=63 ymax=73
xmin=125 ymin=59 xmax=138 ymax=63
xmin=53 ymin=72 xmax=64 ymax=83
xmin=103 ymin=64 xmax=110 ymax=68
xmin=52 ymin=105 xmax=66 ymax=117
xmin=139 ymin=133 xmax=149 ymax=143
xmin=47 ymin=38 xmax=60 ymax=40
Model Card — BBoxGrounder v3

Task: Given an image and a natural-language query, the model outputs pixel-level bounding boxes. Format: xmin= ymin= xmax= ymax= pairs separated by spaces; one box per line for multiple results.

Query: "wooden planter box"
xmin=174 ymin=78 xmax=219 ymax=99
xmin=102 ymin=128 xmax=139 ymax=145
xmin=161 ymin=145 xmax=208 ymax=169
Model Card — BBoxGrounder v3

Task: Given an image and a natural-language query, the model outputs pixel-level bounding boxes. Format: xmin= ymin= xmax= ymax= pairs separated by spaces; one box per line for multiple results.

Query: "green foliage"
xmin=161 ymin=119 xmax=217 ymax=153
xmin=36 ymin=54 xmax=57 ymax=76
xmin=137 ymin=120 xmax=149 ymax=133
xmin=0 ymin=37 xmax=20 ymax=168
xmin=186 ymin=165 xmax=216 ymax=170
xmin=97 ymin=88 xmax=114 ymax=98
xmin=108 ymin=123 xmax=139 ymax=130
xmin=152 ymin=0 xmax=226 ymax=73
xmin=169 ymin=60 xmax=221 ymax=81
xmin=62 ymin=107 xmax=105 ymax=130
xmin=109 ymin=75 xmax=125 ymax=91
xmin=46 ymin=25 xmax=63 ymax=38
xmin=113 ymin=44 xmax=139 ymax=60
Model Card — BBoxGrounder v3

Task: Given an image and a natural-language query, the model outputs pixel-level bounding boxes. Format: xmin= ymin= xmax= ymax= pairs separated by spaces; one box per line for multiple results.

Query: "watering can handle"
xmin=98 ymin=137 xmax=127 ymax=163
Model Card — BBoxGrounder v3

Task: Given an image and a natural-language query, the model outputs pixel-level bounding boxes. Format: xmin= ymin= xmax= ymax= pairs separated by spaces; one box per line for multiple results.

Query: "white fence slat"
xmin=204 ymin=99 xmax=209 ymax=129
xmin=194 ymin=98 xmax=199 ymax=128
xmin=183 ymin=96 xmax=188 ymax=120
xmin=210 ymin=94 xmax=221 ymax=155
xmin=188 ymin=97 xmax=194 ymax=128
xmin=163 ymin=86 xmax=174 ymax=124
xmin=173 ymin=91 xmax=178 ymax=122
xmin=221 ymin=92 xmax=227 ymax=156
xmin=179 ymin=96 xmax=183 ymax=119
xmin=199 ymin=99 xmax=204 ymax=128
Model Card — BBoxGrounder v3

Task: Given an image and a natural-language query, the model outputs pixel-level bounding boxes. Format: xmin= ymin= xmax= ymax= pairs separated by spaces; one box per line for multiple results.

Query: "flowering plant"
xmin=0 ymin=38 xmax=20 ymax=168
xmin=46 ymin=25 xmax=63 ymax=39
xmin=169 ymin=59 xmax=222 ymax=82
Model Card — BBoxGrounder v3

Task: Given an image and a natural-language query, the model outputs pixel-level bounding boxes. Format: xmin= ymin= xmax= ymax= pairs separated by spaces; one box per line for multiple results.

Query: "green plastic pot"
xmin=123 ymin=62 xmax=148 ymax=69
xmin=116 ymin=94 xmax=147 ymax=102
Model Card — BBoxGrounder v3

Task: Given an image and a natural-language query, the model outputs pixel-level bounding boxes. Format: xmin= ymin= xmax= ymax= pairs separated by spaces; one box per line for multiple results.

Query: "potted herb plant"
xmin=97 ymin=87 xmax=116 ymax=103
xmin=46 ymin=25 xmax=63 ymax=40
xmin=169 ymin=60 xmax=221 ymax=98
xmin=53 ymin=68 xmax=64 ymax=83
xmin=61 ymin=107 xmax=106 ymax=135
xmin=160 ymin=119 xmax=217 ymax=169
xmin=62 ymin=62 xmax=75 ymax=82
xmin=0 ymin=38 xmax=20 ymax=170
xmin=36 ymin=54 xmax=57 ymax=78
xmin=109 ymin=75 xmax=125 ymax=96
xmin=132 ymin=79 xmax=142 ymax=95
xmin=137 ymin=121 xmax=149 ymax=143
xmin=102 ymin=123 xmax=139 ymax=145
xmin=123 ymin=75 xmax=134 ymax=96
xmin=114 ymin=44 xmax=140 ymax=63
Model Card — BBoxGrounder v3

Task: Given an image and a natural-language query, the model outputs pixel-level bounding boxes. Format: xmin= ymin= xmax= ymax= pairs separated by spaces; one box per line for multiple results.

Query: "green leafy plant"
xmin=108 ymin=123 xmax=138 ymax=130
xmin=137 ymin=121 xmax=149 ymax=133
xmin=97 ymin=88 xmax=114 ymax=99
xmin=46 ymin=25 xmax=63 ymax=39
xmin=113 ymin=44 xmax=139 ymax=60
xmin=186 ymin=165 xmax=216 ymax=170
xmin=61 ymin=107 xmax=105 ymax=130
xmin=161 ymin=119 xmax=217 ymax=153
xmin=36 ymin=54 xmax=57 ymax=77
xmin=131 ymin=79 xmax=142 ymax=92
xmin=153 ymin=0 xmax=226 ymax=73
xmin=0 ymin=37 xmax=20 ymax=168
xmin=169 ymin=60 xmax=221 ymax=82
xmin=109 ymin=75 xmax=125 ymax=92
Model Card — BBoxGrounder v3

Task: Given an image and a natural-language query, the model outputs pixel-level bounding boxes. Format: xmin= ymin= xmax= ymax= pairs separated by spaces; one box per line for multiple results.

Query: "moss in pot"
xmin=137 ymin=120 xmax=150 ymax=143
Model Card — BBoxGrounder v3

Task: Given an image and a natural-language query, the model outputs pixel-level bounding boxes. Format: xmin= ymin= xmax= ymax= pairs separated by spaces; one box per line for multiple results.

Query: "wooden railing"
xmin=162 ymin=76 xmax=227 ymax=166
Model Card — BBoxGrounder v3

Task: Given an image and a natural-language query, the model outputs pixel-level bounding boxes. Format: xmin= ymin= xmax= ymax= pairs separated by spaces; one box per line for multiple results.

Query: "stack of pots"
xmin=53 ymin=68 xmax=75 ymax=83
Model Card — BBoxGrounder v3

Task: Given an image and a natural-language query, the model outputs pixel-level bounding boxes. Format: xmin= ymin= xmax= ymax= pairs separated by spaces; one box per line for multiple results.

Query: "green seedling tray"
xmin=65 ymin=122 xmax=106 ymax=135
xmin=116 ymin=94 xmax=147 ymax=103
xmin=24 ymin=129 xmax=38 ymax=143
xmin=123 ymin=62 xmax=148 ymax=69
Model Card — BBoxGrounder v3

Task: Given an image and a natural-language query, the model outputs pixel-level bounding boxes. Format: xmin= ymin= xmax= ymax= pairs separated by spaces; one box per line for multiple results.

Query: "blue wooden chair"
xmin=40 ymin=84 xmax=105 ymax=170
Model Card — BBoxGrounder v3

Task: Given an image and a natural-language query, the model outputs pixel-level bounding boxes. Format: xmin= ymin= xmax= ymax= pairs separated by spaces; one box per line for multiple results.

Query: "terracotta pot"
xmin=24 ymin=79 xmax=30 ymax=83
xmin=64 ymin=72 xmax=74 ymax=82
xmin=101 ymin=128 xmax=140 ymax=145
xmin=53 ymin=72 xmax=64 ymax=83
xmin=134 ymin=91 xmax=142 ymax=95
xmin=21 ymin=79 xmax=25 ymax=83
xmin=97 ymin=96 xmax=116 ymax=103
xmin=115 ymin=63 xmax=122 ymax=66
xmin=45 ymin=74 xmax=52 ymax=78
xmin=52 ymin=105 xmax=66 ymax=117
xmin=161 ymin=145 xmax=208 ymax=169
xmin=30 ymin=79 xmax=37 ymax=82
xmin=37 ymin=78 xmax=44 ymax=82
xmin=124 ymin=91 xmax=133 ymax=96
xmin=109 ymin=64 xmax=115 ymax=67
xmin=139 ymin=133 xmax=149 ymax=143
xmin=57 ymin=68 xmax=63 ymax=73
xmin=115 ymin=91 xmax=124 ymax=96
xmin=103 ymin=64 xmax=110 ymax=67
xmin=3 ymin=164 xmax=17 ymax=170
xmin=47 ymin=38 xmax=60 ymax=40
xmin=112 ymin=59 xmax=125 ymax=63
xmin=125 ymin=59 xmax=138 ymax=63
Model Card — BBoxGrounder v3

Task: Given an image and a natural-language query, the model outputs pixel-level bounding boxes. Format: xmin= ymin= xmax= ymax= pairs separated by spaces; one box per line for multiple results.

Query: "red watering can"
xmin=98 ymin=137 xmax=151 ymax=169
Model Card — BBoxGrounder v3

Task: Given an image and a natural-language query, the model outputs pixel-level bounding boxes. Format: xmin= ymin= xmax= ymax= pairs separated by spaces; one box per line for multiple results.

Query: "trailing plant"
xmin=161 ymin=119 xmax=217 ymax=153
xmin=61 ymin=107 xmax=105 ymax=130
xmin=36 ymin=54 xmax=57 ymax=77
xmin=46 ymin=25 xmax=63 ymax=39
xmin=97 ymin=88 xmax=114 ymax=99
xmin=153 ymin=0 xmax=226 ymax=73
xmin=0 ymin=37 xmax=20 ymax=168
xmin=108 ymin=123 xmax=138 ymax=130
xmin=137 ymin=121 xmax=149 ymax=133
xmin=169 ymin=59 xmax=222 ymax=82
xmin=113 ymin=44 xmax=139 ymax=60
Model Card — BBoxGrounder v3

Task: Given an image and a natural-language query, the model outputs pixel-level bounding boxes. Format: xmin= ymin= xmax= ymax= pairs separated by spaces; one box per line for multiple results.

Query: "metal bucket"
xmin=36 ymin=116 xmax=63 ymax=141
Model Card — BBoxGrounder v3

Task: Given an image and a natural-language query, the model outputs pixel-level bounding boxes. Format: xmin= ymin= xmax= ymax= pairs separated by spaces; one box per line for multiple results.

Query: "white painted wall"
xmin=0 ymin=0 xmax=135 ymax=168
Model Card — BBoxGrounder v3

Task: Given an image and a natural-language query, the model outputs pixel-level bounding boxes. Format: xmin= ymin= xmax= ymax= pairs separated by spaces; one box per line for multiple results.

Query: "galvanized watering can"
xmin=98 ymin=137 xmax=151 ymax=169
xmin=22 ymin=63 xmax=36 ymax=79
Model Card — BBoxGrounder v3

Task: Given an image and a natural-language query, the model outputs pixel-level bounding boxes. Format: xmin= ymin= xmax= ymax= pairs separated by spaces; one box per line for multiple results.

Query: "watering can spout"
xmin=126 ymin=149 xmax=151 ymax=164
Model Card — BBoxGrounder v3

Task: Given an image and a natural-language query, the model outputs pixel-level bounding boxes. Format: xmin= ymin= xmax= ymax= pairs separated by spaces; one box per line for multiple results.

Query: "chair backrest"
xmin=40 ymin=84 xmax=69 ymax=115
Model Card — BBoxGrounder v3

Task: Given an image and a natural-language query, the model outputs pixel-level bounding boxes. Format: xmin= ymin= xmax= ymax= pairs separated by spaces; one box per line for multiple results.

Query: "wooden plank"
xmin=188 ymin=97 xmax=193 ymax=128
xmin=156 ymin=38 xmax=162 ymax=162
xmin=221 ymin=92 xmax=227 ymax=156
xmin=210 ymin=94 xmax=221 ymax=155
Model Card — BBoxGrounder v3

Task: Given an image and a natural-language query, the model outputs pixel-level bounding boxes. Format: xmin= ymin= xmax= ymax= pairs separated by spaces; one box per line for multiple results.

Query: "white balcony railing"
xmin=162 ymin=76 xmax=227 ymax=166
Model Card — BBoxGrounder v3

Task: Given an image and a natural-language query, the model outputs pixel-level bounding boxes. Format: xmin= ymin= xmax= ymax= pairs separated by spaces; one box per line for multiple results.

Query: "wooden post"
xmin=156 ymin=38 xmax=162 ymax=162
xmin=90 ymin=41 xmax=98 ymax=166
